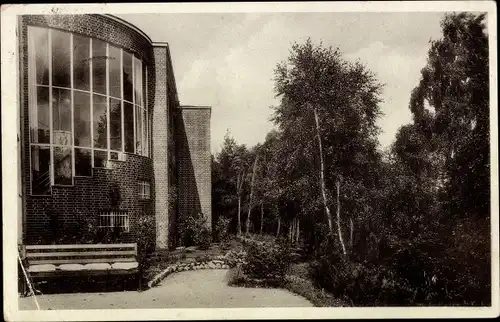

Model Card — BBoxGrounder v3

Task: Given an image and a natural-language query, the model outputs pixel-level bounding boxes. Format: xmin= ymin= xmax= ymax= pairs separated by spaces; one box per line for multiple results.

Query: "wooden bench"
xmin=20 ymin=243 xmax=141 ymax=294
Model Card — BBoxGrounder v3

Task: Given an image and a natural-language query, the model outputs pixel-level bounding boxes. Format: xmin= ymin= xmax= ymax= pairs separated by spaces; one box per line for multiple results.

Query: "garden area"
xmin=90 ymin=12 xmax=489 ymax=307
xmin=205 ymin=12 xmax=490 ymax=307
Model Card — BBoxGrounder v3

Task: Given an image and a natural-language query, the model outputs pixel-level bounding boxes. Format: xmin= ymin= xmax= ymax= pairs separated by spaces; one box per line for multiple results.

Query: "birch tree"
xmin=272 ymin=38 xmax=383 ymax=254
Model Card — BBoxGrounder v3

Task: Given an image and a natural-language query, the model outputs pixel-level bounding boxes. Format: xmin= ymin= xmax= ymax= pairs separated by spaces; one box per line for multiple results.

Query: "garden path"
xmin=19 ymin=269 xmax=312 ymax=310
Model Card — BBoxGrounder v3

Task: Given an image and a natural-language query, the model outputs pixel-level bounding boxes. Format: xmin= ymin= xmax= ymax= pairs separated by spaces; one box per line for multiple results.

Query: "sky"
xmin=118 ymin=12 xmax=447 ymax=154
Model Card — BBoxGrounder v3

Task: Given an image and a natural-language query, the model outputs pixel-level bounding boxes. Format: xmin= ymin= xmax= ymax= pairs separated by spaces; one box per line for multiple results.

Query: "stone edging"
xmin=147 ymin=251 xmax=247 ymax=289
xmin=147 ymin=259 xmax=231 ymax=288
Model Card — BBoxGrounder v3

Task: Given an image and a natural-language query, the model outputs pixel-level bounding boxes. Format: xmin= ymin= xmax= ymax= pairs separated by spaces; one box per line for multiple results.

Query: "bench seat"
xmin=20 ymin=243 xmax=141 ymax=293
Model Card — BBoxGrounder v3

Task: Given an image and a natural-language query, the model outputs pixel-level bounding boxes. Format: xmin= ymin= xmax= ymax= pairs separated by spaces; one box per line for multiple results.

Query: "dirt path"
xmin=19 ymin=269 xmax=312 ymax=309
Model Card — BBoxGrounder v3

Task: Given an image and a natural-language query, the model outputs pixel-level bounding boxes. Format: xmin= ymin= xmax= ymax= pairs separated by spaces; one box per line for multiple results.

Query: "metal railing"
xmin=98 ymin=210 xmax=129 ymax=232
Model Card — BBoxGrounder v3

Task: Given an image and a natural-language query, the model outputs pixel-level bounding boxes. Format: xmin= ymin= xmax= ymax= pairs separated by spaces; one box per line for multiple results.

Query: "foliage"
xmin=223 ymin=250 xmax=247 ymax=268
xmin=214 ymin=216 xmax=232 ymax=243
xmin=135 ymin=214 xmax=156 ymax=266
xmin=283 ymin=275 xmax=349 ymax=307
xmin=405 ymin=12 xmax=489 ymax=218
xmin=213 ymin=12 xmax=490 ymax=306
xmin=242 ymin=239 xmax=292 ymax=280
xmin=178 ymin=212 xmax=212 ymax=250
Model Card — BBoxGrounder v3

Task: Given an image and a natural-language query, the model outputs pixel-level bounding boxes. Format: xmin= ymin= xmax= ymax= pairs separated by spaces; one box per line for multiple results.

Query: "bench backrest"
xmin=23 ymin=243 xmax=138 ymax=266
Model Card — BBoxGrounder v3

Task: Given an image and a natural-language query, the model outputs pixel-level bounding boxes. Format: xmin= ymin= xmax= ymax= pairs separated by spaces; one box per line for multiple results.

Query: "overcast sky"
xmin=118 ymin=12 xmax=447 ymax=154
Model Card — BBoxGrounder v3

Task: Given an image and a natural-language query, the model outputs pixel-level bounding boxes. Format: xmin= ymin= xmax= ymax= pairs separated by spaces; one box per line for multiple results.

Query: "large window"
xmin=28 ymin=26 xmax=150 ymax=195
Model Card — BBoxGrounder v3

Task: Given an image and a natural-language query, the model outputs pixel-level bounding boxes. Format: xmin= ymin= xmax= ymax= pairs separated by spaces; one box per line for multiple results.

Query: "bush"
xmin=214 ymin=216 xmax=231 ymax=243
xmin=311 ymin=235 xmax=415 ymax=306
xmin=135 ymin=214 xmax=156 ymax=268
xmin=178 ymin=212 xmax=212 ymax=250
xmin=223 ymin=250 xmax=247 ymax=267
xmin=242 ymin=238 xmax=292 ymax=280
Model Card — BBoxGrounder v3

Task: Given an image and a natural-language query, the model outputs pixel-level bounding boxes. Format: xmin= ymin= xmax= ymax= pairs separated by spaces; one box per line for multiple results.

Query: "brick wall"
xmin=24 ymin=155 xmax=154 ymax=244
xmin=152 ymin=45 xmax=169 ymax=249
xmin=176 ymin=106 xmax=212 ymax=230
xmin=19 ymin=15 xmax=157 ymax=245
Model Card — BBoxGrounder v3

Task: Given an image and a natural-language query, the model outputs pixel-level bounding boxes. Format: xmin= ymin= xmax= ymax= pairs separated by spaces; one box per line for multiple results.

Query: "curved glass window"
xmin=27 ymin=26 xmax=150 ymax=195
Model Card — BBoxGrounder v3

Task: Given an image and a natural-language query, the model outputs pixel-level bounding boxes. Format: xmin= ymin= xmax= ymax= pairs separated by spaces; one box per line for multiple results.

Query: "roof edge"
xmin=179 ymin=105 xmax=212 ymax=110
xmin=104 ymin=14 xmax=152 ymax=44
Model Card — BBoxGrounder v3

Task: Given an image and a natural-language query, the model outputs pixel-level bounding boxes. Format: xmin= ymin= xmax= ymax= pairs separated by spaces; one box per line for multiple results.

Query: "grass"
xmin=141 ymin=238 xmax=245 ymax=283
xmin=226 ymin=263 xmax=348 ymax=307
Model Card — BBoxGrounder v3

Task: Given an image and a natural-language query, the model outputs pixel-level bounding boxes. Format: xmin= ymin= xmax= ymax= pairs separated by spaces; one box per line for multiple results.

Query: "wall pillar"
xmin=152 ymin=44 xmax=170 ymax=249
xmin=176 ymin=106 xmax=212 ymax=230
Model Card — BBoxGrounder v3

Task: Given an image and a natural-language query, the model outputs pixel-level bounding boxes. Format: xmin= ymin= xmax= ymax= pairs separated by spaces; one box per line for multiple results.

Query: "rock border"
xmin=147 ymin=252 xmax=247 ymax=289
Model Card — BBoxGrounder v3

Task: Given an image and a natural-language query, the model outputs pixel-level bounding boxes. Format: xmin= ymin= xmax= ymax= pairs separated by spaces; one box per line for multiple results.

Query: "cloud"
xmin=345 ymin=40 xmax=428 ymax=149
xmin=118 ymin=12 xmax=445 ymax=153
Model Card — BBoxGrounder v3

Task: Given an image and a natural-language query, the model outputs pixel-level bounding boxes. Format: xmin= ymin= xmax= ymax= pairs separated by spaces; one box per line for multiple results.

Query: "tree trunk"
xmin=336 ymin=179 xmax=347 ymax=255
xmin=260 ymin=201 xmax=264 ymax=235
xmin=277 ymin=217 xmax=281 ymax=237
xmin=237 ymin=196 xmax=242 ymax=235
xmin=350 ymin=218 xmax=354 ymax=251
xmin=236 ymin=171 xmax=244 ymax=236
xmin=246 ymin=154 xmax=259 ymax=235
xmin=313 ymin=107 xmax=334 ymax=234
xmin=295 ymin=218 xmax=300 ymax=243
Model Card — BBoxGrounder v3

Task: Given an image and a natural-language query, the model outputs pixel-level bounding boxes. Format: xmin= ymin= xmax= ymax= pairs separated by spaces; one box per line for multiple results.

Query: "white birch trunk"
xmin=313 ymin=107 xmax=334 ymax=234
xmin=336 ymin=179 xmax=347 ymax=255
xmin=237 ymin=196 xmax=241 ymax=236
xmin=295 ymin=218 xmax=300 ymax=243
xmin=350 ymin=218 xmax=354 ymax=251
xmin=246 ymin=154 xmax=259 ymax=235
xmin=260 ymin=201 xmax=264 ymax=235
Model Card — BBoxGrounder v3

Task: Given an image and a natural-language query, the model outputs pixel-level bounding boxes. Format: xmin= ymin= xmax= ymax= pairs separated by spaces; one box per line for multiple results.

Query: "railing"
xmin=98 ymin=210 xmax=130 ymax=232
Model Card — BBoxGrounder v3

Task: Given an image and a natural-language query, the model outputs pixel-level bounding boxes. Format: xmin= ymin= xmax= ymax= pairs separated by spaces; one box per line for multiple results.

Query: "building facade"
xmin=17 ymin=14 xmax=211 ymax=250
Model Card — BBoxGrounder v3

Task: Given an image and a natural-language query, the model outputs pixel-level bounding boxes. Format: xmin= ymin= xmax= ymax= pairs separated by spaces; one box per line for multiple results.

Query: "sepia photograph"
xmin=1 ymin=2 xmax=498 ymax=321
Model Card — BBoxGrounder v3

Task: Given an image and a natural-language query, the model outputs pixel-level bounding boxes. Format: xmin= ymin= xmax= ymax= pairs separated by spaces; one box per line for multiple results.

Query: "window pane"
xmin=123 ymin=51 xmax=133 ymax=102
xmin=30 ymin=86 xmax=50 ymax=143
xmin=52 ymin=88 xmax=72 ymax=145
xmin=110 ymin=151 xmax=118 ymax=160
xmin=31 ymin=145 xmax=51 ymax=195
xmin=73 ymin=34 xmax=90 ymax=91
xmin=109 ymin=46 xmax=121 ymax=99
xmin=53 ymin=146 xmax=72 ymax=185
xmin=93 ymin=94 xmax=107 ymax=149
xmin=143 ymin=65 xmax=148 ymax=107
xmin=92 ymin=39 xmax=107 ymax=95
xmin=75 ymin=148 xmax=92 ymax=176
xmin=134 ymin=57 xmax=143 ymax=106
xmin=30 ymin=27 xmax=49 ymax=85
xmin=124 ymin=102 xmax=134 ymax=153
xmin=52 ymin=29 xmax=71 ymax=88
xmin=109 ymin=98 xmax=122 ymax=151
xmin=74 ymin=91 xmax=91 ymax=147
xmin=135 ymin=105 xmax=143 ymax=155
xmin=94 ymin=150 xmax=107 ymax=167
xmin=143 ymin=108 xmax=148 ymax=156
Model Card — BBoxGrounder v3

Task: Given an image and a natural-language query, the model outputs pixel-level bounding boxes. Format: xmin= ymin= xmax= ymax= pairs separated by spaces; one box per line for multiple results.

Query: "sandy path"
xmin=19 ymin=269 xmax=312 ymax=310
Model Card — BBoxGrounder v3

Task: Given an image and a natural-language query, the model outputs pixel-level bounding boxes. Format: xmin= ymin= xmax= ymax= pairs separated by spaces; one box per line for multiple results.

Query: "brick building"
xmin=17 ymin=14 xmax=211 ymax=250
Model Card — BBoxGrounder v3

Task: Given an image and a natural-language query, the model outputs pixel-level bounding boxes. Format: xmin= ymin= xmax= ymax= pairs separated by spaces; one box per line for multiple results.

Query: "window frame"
xmin=27 ymin=26 xmax=151 ymax=195
xmin=138 ymin=181 xmax=151 ymax=200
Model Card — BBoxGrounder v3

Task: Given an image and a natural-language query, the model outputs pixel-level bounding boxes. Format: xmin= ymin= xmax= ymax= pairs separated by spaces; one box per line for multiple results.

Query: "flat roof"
xmin=179 ymin=105 xmax=212 ymax=109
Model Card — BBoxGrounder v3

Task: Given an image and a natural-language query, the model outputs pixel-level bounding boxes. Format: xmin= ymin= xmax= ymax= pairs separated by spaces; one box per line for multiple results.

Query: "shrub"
xmin=135 ymin=214 xmax=156 ymax=268
xmin=195 ymin=254 xmax=212 ymax=263
xmin=242 ymin=238 xmax=292 ymax=280
xmin=214 ymin=216 xmax=231 ymax=243
xmin=223 ymin=250 xmax=247 ymax=267
xmin=311 ymin=235 xmax=415 ymax=306
xmin=178 ymin=212 xmax=212 ymax=250
xmin=227 ymin=264 xmax=246 ymax=286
